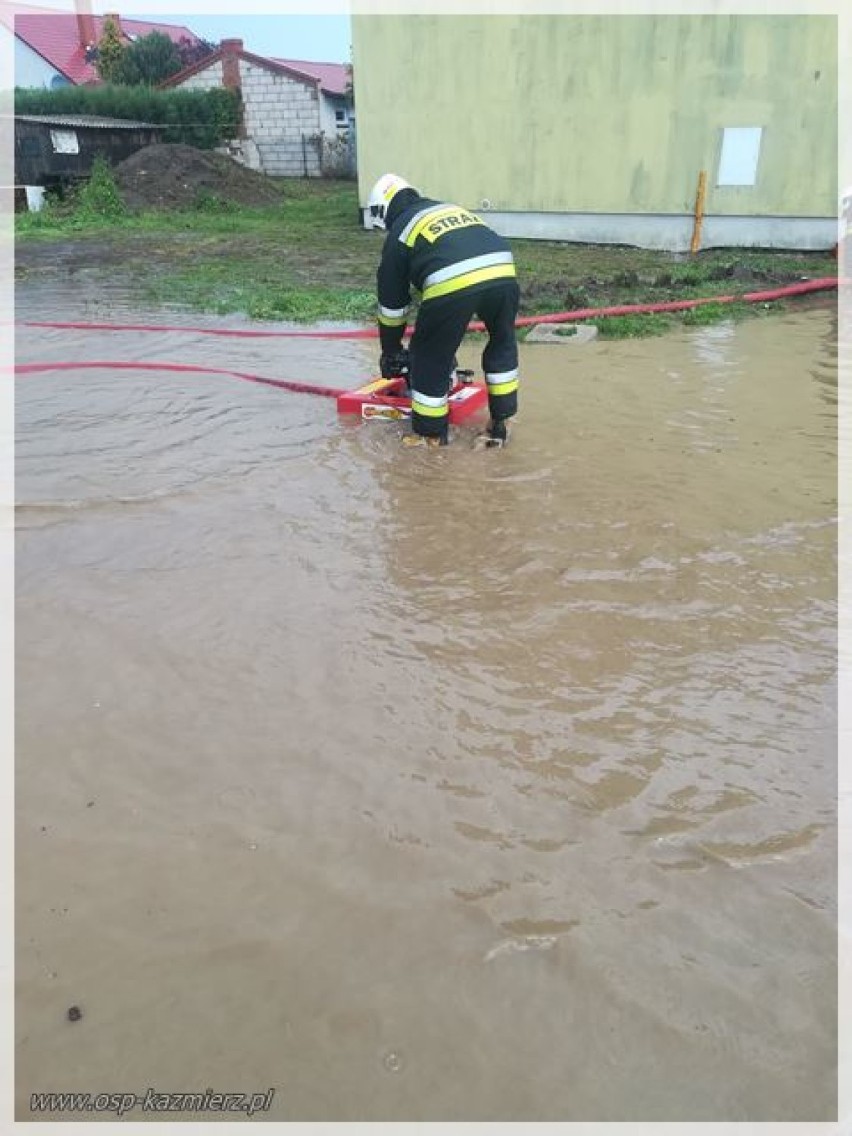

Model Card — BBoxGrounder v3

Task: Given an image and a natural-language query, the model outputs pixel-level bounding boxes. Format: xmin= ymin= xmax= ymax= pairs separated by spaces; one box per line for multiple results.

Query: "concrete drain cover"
xmin=525 ymin=323 xmax=598 ymax=344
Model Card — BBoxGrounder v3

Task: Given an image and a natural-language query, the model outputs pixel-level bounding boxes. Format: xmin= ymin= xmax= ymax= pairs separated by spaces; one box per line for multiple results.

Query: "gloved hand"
xmin=380 ymin=348 xmax=410 ymax=379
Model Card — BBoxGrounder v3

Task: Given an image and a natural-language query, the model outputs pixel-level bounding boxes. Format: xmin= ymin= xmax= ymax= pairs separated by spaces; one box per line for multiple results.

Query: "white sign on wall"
xmin=717 ymin=126 xmax=763 ymax=187
xmin=50 ymin=129 xmax=79 ymax=154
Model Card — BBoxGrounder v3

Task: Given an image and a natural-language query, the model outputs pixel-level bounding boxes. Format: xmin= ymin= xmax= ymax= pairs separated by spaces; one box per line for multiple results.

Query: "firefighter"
xmin=367 ymin=173 xmax=520 ymax=448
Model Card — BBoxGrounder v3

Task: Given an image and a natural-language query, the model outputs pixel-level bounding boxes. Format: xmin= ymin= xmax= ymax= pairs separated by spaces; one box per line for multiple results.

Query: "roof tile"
xmin=14 ymin=12 xmax=204 ymax=85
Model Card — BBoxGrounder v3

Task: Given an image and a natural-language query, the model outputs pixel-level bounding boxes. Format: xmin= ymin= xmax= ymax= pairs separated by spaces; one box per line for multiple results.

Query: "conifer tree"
xmin=96 ymin=16 xmax=125 ymax=83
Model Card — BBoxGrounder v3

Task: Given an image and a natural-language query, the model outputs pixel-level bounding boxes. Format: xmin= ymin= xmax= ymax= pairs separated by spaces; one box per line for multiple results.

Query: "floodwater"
xmin=15 ymin=287 xmax=838 ymax=1122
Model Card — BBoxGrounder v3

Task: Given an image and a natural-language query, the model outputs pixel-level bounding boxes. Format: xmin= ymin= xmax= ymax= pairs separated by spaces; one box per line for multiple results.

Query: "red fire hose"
xmin=15 ymin=276 xmax=840 ymax=342
xmin=499 ymin=276 xmax=840 ymax=330
xmin=13 ymin=360 xmax=341 ymax=398
xmin=12 ymin=277 xmax=839 ymax=401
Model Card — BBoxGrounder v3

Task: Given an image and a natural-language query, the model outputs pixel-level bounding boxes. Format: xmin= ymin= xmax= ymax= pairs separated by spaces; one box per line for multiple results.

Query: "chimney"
xmin=221 ymin=38 xmax=243 ymax=90
xmin=76 ymin=5 xmax=96 ymax=48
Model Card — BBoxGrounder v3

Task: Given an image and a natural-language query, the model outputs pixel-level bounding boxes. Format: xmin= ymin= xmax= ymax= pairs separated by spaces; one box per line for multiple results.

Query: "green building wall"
xmin=352 ymin=14 xmax=837 ymax=249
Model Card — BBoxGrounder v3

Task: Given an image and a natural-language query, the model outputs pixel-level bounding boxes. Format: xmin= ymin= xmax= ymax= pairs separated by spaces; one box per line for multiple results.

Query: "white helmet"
xmin=367 ymin=173 xmax=411 ymax=229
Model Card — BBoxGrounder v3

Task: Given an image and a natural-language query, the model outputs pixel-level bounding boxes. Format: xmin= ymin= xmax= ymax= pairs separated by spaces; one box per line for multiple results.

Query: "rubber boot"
xmin=474 ymin=417 xmax=511 ymax=450
xmin=402 ymin=430 xmax=448 ymax=449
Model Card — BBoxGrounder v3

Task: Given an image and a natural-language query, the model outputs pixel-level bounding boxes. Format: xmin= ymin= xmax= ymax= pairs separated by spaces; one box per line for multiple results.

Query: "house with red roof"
xmin=160 ymin=38 xmax=355 ymax=178
xmin=10 ymin=6 xmax=205 ymax=89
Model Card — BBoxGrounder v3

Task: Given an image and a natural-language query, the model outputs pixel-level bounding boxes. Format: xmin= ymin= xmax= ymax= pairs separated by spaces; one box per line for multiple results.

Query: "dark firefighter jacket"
xmin=376 ymin=190 xmax=516 ymax=352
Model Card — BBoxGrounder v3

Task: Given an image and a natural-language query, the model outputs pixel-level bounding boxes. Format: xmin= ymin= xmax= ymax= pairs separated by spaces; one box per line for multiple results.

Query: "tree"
xmin=95 ymin=15 xmax=125 ymax=83
xmin=93 ymin=27 xmax=205 ymax=87
xmin=176 ymin=36 xmax=218 ymax=70
xmin=114 ymin=32 xmax=182 ymax=86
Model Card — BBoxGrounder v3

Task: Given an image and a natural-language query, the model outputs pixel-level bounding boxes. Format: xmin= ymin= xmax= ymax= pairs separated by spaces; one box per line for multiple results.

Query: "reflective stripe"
xmin=378 ymin=303 xmax=408 ymax=327
xmin=379 ymin=304 xmax=408 ymax=319
xmin=407 ymin=204 xmax=472 ymax=245
xmin=485 ymin=367 xmax=519 ymax=397
xmin=403 ymin=206 xmax=459 ymax=247
xmin=404 ymin=204 xmax=481 ymax=247
xmin=399 ymin=205 xmax=447 ymax=246
xmin=411 ymin=390 xmax=449 ymax=417
xmin=411 ymin=390 xmax=448 ymax=408
xmin=411 ymin=402 xmax=450 ymax=418
xmin=486 ymin=379 xmax=519 ymax=397
xmin=421 ymin=262 xmax=516 ymax=301
xmin=422 ymin=252 xmax=514 ymax=291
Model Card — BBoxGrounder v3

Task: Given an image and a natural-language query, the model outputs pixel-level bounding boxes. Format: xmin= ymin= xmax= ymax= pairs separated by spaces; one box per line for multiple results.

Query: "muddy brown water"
xmin=15 ymin=287 xmax=837 ymax=1122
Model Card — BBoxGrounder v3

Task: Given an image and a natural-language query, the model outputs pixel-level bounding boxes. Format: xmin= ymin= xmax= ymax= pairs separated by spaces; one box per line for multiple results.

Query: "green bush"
xmin=76 ymin=155 xmax=125 ymax=218
xmin=14 ymin=85 xmax=241 ymax=149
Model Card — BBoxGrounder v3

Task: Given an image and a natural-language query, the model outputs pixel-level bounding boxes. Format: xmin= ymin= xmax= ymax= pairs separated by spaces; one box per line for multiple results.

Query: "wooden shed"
xmin=14 ymin=114 xmax=163 ymax=197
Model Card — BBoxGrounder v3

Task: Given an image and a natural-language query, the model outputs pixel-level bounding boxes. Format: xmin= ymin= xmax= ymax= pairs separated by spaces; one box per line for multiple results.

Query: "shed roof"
xmin=16 ymin=114 xmax=159 ymax=130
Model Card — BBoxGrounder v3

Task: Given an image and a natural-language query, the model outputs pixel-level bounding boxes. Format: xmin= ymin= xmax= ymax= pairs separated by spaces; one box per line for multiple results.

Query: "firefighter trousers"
xmin=408 ymin=278 xmax=520 ymax=439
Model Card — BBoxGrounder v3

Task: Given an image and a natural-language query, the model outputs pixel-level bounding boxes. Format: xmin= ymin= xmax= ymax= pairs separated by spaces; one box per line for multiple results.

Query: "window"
xmin=717 ymin=126 xmax=763 ymax=187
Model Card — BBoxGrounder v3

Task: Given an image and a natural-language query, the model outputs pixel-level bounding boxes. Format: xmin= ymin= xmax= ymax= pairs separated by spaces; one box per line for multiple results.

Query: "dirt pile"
xmin=113 ymin=143 xmax=284 ymax=210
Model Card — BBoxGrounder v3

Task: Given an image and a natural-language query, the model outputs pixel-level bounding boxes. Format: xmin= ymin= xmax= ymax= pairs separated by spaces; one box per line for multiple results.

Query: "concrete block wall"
xmin=177 ymin=60 xmax=224 ymax=91
xmin=174 ymin=57 xmax=323 ymax=176
xmin=241 ymin=61 xmax=321 ymax=176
